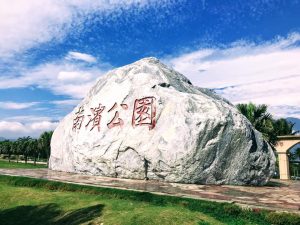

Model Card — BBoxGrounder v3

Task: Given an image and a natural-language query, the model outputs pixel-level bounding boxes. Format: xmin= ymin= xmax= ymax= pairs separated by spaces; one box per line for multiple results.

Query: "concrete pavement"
xmin=0 ymin=168 xmax=299 ymax=213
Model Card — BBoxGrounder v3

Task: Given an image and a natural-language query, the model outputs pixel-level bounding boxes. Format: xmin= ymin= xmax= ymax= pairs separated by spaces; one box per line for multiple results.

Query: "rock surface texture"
xmin=49 ymin=57 xmax=275 ymax=185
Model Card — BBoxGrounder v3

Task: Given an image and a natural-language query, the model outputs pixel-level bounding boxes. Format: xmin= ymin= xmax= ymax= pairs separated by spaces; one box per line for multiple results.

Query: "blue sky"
xmin=0 ymin=0 xmax=300 ymax=138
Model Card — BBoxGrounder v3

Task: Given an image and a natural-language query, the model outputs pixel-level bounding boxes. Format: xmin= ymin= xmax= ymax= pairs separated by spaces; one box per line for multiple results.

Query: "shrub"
xmin=223 ymin=204 xmax=242 ymax=216
xmin=266 ymin=212 xmax=300 ymax=225
xmin=198 ymin=220 xmax=210 ymax=225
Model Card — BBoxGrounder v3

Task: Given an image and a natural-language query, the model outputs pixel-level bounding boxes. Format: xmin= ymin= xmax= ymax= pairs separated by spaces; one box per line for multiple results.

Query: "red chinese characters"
xmin=85 ymin=104 xmax=105 ymax=131
xmin=132 ymin=97 xmax=156 ymax=130
xmin=72 ymin=106 xmax=85 ymax=131
xmin=107 ymin=103 xmax=128 ymax=129
xmin=73 ymin=97 xmax=156 ymax=132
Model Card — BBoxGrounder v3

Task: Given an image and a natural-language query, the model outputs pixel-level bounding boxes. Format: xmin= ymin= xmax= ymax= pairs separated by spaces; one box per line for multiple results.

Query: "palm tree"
xmin=14 ymin=140 xmax=22 ymax=163
xmin=0 ymin=140 xmax=12 ymax=162
xmin=28 ymin=139 xmax=39 ymax=165
xmin=6 ymin=141 xmax=12 ymax=162
xmin=38 ymin=131 xmax=53 ymax=166
xmin=236 ymin=103 xmax=298 ymax=146
xmin=273 ymin=118 xmax=298 ymax=136
xmin=0 ymin=140 xmax=8 ymax=161
xmin=17 ymin=136 xmax=32 ymax=163
xmin=10 ymin=141 xmax=18 ymax=163
xmin=296 ymin=148 xmax=300 ymax=159
xmin=237 ymin=103 xmax=275 ymax=144
xmin=0 ymin=141 xmax=5 ymax=155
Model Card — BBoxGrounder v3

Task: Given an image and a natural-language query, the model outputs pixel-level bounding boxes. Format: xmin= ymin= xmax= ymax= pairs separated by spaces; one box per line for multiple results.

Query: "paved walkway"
xmin=0 ymin=168 xmax=299 ymax=213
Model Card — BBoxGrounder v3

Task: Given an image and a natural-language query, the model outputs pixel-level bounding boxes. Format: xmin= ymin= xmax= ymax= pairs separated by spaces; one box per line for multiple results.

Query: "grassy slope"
xmin=1 ymin=176 xmax=299 ymax=225
xmin=0 ymin=160 xmax=47 ymax=169
xmin=0 ymin=177 xmax=223 ymax=225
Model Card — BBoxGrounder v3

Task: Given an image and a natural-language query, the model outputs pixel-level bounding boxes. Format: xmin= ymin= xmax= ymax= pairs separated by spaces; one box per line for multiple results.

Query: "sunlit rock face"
xmin=49 ymin=57 xmax=275 ymax=185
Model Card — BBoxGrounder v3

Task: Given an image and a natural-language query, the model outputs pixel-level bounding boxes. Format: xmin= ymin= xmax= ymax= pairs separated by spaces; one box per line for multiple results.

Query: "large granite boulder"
xmin=49 ymin=57 xmax=275 ymax=185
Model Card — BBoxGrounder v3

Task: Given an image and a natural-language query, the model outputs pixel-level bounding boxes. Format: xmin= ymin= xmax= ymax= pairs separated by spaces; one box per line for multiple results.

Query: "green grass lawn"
xmin=0 ymin=160 xmax=47 ymax=169
xmin=0 ymin=175 xmax=299 ymax=225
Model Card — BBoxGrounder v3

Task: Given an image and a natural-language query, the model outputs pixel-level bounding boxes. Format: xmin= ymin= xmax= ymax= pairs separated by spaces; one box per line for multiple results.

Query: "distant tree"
xmin=236 ymin=103 xmax=298 ymax=146
xmin=0 ymin=141 xmax=5 ymax=155
xmin=0 ymin=133 xmax=53 ymax=164
xmin=10 ymin=141 xmax=18 ymax=163
xmin=291 ymin=148 xmax=300 ymax=161
xmin=273 ymin=118 xmax=298 ymax=136
xmin=6 ymin=141 xmax=12 ymax=162
xmin=28 ymin=139 xmax=39 ymax=165
xmin=38 ymin=131 xmax=53 ymax=166
xmin=297 ymin=148 xmax=300 ymax=158
xmin=14 ymin=140 xmax=22 ymax=163
xmin=18 ymin=136 xmax=32 ymax=164
xmin=237 ymin=103 xmax=275 ymax=144
xmin=0 ymin=140 xmax=12 ymax=162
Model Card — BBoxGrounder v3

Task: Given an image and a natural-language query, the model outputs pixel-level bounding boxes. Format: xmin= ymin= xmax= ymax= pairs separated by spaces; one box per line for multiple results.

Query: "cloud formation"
xmin=164 ymin=33 xmax=300 ymax=118
xmin=66 ymin=52 xmax=97 ymax=63
xmin=0 ymin=52 xmax=110 ymax=98
xmin=0 ymin=0 xmax=172 ymax=57
xmin=51 ymin=99 xmax=81 ymax=106
xmin=0 ymin=120 xmax=58 ymax=139
xmin=0 ymin=101 xmax=39 ymax=110
xmin=1 ymin=0 xmax=299 ymax=139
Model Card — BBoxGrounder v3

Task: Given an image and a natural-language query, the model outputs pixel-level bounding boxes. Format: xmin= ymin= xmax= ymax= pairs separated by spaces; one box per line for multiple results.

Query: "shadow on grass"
xmin=0 ymin=203 xmax=103 ymax=225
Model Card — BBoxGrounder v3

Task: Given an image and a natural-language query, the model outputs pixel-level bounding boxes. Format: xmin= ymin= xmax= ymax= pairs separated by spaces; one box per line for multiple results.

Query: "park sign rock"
xmin=49 ymin=57 xmax=275 ymax=185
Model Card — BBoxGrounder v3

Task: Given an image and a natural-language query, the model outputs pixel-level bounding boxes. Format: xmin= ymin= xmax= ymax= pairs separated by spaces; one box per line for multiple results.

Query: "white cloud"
xmin=164 ymin=33 xmax=300 ymax=119
xmin=31 ymin=63 xmax=104 ymax=98
xmin=0 ymin=0 xmax=71 ymax=57
xmin=28 ymin=121 xmax=57 ymax=131
xmin=0 ymin=120 xmax=58 ymax=139
xmin=2 ymin=116 xmax=54 ymax=123
xmin=57 ymin=71 xmax=93 ymax=81
xmin=0 ymin=0 xmax=176 ymax=105
xmin=0 ymin=101 xmax=38 ymax=110
xmin=51 ymin=99 xmax=81 ymax=106
xmin=66 ymin=51 xmax=97 ymax=63
xmin=269 ymin=105 xmax=300 ymax=120
xmin=0 ymin=56 xmax=110 ymax=98
xmin=0 ymin=0 xmax=172 ymax=58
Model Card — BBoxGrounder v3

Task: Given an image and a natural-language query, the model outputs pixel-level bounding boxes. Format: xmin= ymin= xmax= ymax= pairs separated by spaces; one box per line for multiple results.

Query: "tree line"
xmin=236 ymin=103 xmax=298 ymax=145
xmin=0 ymin=131 xmax=53 ymax=165
xmin=237 ymin=103 xmax=300 ymax=159
xmin=0 ymin=103 xmax=299 ymax=166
